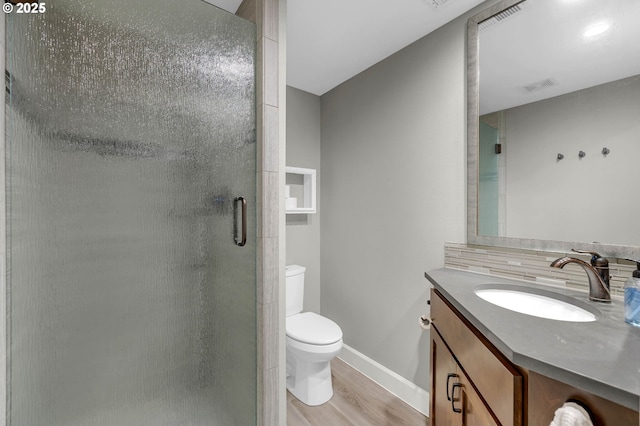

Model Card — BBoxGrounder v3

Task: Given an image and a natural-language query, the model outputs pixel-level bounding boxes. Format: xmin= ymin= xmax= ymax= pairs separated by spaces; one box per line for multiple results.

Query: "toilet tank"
xmin=285 ymin=265 xmax=306 ymax=317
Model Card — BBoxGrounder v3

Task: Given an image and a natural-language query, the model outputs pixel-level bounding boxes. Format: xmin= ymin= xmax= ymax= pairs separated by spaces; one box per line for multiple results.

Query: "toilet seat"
xmin=286 ymin=312 xmax=342 ymax=345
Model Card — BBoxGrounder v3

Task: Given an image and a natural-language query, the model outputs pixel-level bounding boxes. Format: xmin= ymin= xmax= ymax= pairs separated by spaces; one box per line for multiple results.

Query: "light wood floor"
xmin=287 ymin=358 xmax=429 ymax=425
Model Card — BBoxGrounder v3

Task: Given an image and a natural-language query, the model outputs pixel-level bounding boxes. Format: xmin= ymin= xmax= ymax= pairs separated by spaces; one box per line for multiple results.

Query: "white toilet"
xmin=286 ymin=265 xmax=343 ymax=406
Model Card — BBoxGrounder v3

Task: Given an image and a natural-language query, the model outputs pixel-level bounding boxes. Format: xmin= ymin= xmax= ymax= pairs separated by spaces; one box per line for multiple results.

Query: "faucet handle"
xmin=571 ymin=248 xmax=602 ymax=257
xmin=571 ymin=249 xmax=608 ymax=266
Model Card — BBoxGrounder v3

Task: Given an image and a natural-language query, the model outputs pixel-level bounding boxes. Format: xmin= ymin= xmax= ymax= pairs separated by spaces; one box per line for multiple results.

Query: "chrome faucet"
xmin=550 ymin=249 xmax=611 ymax=303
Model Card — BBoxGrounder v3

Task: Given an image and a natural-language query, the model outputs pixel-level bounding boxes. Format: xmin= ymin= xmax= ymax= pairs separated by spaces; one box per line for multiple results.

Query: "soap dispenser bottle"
xmin=624 ymin=260 xmax=640 ymax=327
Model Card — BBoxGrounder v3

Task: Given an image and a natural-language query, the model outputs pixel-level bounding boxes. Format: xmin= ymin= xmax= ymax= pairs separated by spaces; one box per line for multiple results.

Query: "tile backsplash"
xmin=444 ymin=242 xmax=636 ymax=298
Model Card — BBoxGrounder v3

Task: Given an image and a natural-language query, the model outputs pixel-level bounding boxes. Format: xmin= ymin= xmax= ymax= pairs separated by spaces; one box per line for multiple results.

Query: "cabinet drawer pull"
xmin=446 ymin=373 xmax=458 ymax=401
xmin=451 ymin=383 xmax=462 ymax=413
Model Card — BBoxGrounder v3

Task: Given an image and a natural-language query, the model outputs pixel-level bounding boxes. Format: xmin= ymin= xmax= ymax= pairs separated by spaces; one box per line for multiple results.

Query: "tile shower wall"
xmin=236 ymin=0 xmax=282 ymax=424
xmin=445 ymin=242 xmax=634 ymax=297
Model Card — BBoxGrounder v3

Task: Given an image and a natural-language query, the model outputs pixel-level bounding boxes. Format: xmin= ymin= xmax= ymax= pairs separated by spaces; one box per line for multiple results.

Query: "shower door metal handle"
xmin=234 ymin=196 xmax=247 ymax=246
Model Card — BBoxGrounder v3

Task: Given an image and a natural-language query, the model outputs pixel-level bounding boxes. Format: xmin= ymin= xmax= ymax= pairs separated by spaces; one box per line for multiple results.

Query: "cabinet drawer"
xmin=431 ymin=289 xmax=523 ymax=426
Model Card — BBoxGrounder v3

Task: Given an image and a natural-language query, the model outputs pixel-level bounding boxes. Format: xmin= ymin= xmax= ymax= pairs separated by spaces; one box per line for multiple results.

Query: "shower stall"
xmin=4 ymin=0 xmax=258 ymax=424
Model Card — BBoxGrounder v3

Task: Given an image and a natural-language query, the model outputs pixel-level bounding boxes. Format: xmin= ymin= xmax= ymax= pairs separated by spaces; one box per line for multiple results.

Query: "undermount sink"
xmin=475 ymin=284 xmax=599 ymax=322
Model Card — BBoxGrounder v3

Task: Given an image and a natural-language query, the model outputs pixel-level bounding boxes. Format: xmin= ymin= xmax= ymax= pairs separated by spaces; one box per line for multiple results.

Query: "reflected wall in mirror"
xmin=468 ymin=0 xmax=640 ymax=257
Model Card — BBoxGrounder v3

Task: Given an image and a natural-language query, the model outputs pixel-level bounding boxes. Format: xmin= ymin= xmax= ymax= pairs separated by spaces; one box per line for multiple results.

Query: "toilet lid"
xmin=286 ymin=312 xmax=343 ymax=345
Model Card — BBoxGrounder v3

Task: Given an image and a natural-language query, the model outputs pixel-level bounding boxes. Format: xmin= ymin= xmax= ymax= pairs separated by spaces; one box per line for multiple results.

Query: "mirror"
xmin=467 ymin=0 xmax=640 ymax=258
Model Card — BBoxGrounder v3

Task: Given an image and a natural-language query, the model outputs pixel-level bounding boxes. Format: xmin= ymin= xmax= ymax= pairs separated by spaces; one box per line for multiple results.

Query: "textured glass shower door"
xmin=5 ymin=1 xmax=256 ymax=425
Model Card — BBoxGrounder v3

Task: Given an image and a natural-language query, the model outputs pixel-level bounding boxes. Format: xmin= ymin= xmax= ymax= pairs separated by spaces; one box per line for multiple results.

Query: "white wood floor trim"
xmin=337 ymin=344 xmax=430 ymax=417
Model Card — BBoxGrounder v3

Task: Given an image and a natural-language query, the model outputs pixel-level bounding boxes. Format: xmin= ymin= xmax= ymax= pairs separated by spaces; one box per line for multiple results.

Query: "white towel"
xmin=549 ymin=401 xmax=594 ymax=426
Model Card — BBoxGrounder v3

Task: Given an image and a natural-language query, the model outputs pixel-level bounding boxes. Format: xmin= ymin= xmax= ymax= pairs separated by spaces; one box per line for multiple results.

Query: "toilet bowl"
xmin=286 ymin=265 xmax=343 ymax=406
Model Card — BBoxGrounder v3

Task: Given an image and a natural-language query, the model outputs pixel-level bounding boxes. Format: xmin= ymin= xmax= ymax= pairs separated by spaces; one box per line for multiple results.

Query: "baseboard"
xmin=337 ymin=344 xmax=430 ymax=417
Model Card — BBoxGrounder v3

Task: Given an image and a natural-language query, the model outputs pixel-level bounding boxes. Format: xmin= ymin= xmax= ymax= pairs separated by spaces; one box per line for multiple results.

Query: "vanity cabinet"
xmin=430 ymin=286 xmax=639 ymax=426
xmin=430 ymin=289 xmax=523 ymax=425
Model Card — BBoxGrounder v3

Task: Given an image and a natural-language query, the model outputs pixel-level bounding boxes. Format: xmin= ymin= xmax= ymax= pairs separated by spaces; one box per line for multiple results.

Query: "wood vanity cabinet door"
xmin=431 ymin=328 xmax=498 ymax=426
xmin=431 ymin=330 xmax=461 ymax=425
xmin=457 ymin=370 xmax=499 ymax=426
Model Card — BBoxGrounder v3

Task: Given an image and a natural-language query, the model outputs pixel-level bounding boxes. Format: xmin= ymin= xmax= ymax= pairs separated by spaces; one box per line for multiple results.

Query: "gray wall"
xmin=286 ymin=87 xmax=322 ymax=314
xmin=319 ymin=9 xmax=482 ymax=389
xmin=284 ymin=0 xmax=502 ymax=392
xmin=504 ymin=75 xmax=640 ymax=245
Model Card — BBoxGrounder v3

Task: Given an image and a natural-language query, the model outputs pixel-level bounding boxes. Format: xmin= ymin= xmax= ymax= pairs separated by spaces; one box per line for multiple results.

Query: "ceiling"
xmin=205 ymin=0 xmax=640 ymax=107
xmin=205 ymin=0 xmax=485 ymax=95
xmin=479 ymin=0 xmax=640 ymax=114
